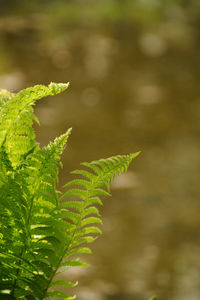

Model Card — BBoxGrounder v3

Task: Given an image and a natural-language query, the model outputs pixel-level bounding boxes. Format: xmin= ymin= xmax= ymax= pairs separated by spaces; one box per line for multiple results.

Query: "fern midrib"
xmin=41 ymin=159 xmax=128 ymax=299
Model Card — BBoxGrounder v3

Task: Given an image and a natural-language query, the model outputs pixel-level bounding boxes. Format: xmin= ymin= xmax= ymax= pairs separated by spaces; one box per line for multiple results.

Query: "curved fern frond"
xmin=41 ymin=153 xmax=140 ymax=299
xmin=0 ymin=82 xmax=69 ymax=167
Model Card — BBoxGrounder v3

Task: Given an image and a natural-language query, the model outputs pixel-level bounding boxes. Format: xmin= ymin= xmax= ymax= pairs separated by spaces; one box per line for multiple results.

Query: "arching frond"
xmin=41 ymin=153 xmax=139 ymax=299
xmin=0 ymin=82 xmax=69 ymax=167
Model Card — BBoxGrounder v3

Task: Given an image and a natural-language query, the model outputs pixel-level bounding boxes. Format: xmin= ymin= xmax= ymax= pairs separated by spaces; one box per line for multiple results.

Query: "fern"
xmin=0 ymin=83 xmax=140 ymax=299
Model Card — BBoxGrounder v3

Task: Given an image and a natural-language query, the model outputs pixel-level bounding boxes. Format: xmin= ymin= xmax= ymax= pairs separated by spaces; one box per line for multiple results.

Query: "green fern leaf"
xmin=82 ymin=206 xmax=101 ymax=217
xmin=60 ymin=259 xmax=89 ymax=268
xmin=47 ymin=290 xmax=75 ymax=299
xmin=64 ymin=247 xmax=92 ymax=258
xmin=74 ymin=226 xmax=102 ymax=238
xmin=50 ymin=280 xmax=78 ymax=288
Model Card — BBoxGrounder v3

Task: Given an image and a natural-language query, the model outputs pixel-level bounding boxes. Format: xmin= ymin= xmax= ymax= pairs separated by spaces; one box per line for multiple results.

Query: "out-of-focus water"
xmin=1 ymin=1 xmax=200 ymax=299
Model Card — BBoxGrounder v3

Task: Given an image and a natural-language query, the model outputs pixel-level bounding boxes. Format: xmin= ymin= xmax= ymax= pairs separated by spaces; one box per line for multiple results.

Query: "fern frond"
xmin=41 ymin=153 xmax=139 ymax=299
xmin=6 ymin=130 xmax=73 ymax=298
xmin=0 ymin=82 xmax=69 ymax=167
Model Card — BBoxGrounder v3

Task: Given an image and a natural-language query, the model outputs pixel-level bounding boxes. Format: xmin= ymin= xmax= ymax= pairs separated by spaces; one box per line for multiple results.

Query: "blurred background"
xmin=1 ymin=0 xmax=200 ymax=299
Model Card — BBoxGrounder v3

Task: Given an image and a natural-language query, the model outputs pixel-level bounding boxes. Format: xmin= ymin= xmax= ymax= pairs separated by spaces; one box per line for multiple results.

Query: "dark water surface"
xmin=1 ymin=2 xmax=200 ymax=299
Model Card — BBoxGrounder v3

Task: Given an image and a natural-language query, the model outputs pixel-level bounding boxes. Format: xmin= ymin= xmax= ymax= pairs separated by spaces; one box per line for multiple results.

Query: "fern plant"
xmin=0 ymin=82 xmax=139 ymax=299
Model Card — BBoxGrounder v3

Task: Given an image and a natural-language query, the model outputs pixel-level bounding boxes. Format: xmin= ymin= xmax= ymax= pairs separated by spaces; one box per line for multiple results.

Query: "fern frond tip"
xmin=45 ymin=128 xmax=72 ymax=154
xmin=66 ymin=127 xmax=72 ymax=136
xmin=130 ymin=151 xmax=141 ymax=160
xmin=61 ymin=127 xmax=72 ymax=145
xmin=48 ymin=82 xmax=70 ymax=95
xmin=0 ymin=89 xmax=14 ymax=98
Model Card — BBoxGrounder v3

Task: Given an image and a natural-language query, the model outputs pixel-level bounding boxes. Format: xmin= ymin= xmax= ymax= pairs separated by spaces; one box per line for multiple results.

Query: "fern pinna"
xmin=0 ymin=83 xmax=139 ymax=299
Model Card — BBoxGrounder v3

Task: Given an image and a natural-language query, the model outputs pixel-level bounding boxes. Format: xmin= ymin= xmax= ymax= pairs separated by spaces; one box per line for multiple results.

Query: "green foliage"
xmin=0 ymin=82 xmax=139 ymax=299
